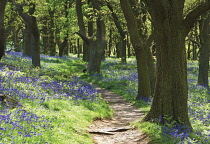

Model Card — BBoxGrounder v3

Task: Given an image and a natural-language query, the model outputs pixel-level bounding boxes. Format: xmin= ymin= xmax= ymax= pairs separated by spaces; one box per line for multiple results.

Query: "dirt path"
xmin=88 ymin=86 xmax=152 ymax=144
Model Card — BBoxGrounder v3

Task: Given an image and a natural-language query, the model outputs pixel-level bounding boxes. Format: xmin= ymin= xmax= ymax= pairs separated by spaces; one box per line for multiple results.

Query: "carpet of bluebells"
xmin=1 ymin=52 xmax=209 ymax=144
xmin=0 ymin=52 xmax=101 ymax=143
xmin=95 ymin=59 xmax=210 ymax=144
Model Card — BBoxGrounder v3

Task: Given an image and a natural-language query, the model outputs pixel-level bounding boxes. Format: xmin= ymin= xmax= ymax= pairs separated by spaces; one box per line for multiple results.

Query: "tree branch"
xmin=145 ymin=30 xmax=154 ymax=47
xmin=188 ymin=37 xmax=201 ymax=48
xmin=184 ymin=1 xmax=210 ymax=35
xmin=106 ymin=1 xmax=126 ymax=38
xmin=75 ymin=32 xmax=90 ymax=44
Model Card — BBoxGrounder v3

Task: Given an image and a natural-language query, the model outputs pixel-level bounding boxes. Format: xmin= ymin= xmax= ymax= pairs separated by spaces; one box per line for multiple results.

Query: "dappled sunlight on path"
xmin=88 ymin=87 xmax=152 ymax=144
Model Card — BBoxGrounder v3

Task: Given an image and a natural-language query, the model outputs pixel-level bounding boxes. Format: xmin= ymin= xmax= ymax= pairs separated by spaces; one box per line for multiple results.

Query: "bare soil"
xmin=88 ymin=86 xmax=153 ymax=144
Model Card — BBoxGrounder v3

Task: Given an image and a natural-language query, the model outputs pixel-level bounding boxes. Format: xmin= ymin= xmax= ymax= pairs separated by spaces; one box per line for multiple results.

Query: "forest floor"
xmin=88 ymin=86 xmax=153 ymax=144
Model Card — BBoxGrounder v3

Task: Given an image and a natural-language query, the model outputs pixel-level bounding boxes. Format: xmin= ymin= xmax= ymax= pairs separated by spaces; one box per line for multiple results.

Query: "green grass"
xmin=0 ymin=52 xmax=113 ymax=143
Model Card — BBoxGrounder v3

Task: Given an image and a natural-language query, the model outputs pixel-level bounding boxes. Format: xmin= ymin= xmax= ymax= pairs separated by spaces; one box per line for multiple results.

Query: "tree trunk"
xmin=0 ymin=0 xmax=7 ymax=60
xmin=13 ymin=27 xmax=21 ymax=52
xmin=198 ymin=14 xmax=210 ymax=88
xmin=121 ymin=36 xmax=127 ymax=63
xmin=144 ymin=26 xmax=190 ymax=125
xmin=14 ymin=2 xmax=40 ymax=67
xmin=58 ymin=0 xmax=70 ymax=57
xmin=23 ymin=26 xmax=32 ymax=56
xmin=31 ymin=16 xmax=40 ymax=67
xmin=192 ymin=42 xmax=198 ymax=60
xmin=88 ymin=0 xmax=106 ymax=73
xmin=76 ymin=0 xmax=106 ymax=73
xmin=48 ymin=9 xmax=56 ymax=56
xmin=59 ymin=37 xmax=68 ymax=57
xmin=42 ymin=19 xmax=49 ymax=54
xmin=187 ymin=41 xmax=191 ymax=60
xmin=76 ymin=0 xmax=89 ymax=61
xmin=146 ymin=42 xmax=156 ymax=96
xmin=116 ymin=40 xmax=121 ymax=58
xmin=107 ymin=29 xmax=112 ymax=57
xmin=120 ymin=0 xmax=151 ymax=98
xmin=142 ymin=0 xmax=210 ymax=127
xmin=127 ymin=35 xmax=131 ymax=58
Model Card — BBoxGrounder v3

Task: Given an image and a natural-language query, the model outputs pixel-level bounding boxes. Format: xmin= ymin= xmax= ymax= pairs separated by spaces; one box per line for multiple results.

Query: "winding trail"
xmin=88 ymin=86 xmax=153 ymax=144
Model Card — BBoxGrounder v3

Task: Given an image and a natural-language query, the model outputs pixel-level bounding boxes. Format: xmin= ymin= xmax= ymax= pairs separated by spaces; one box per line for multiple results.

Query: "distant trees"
xmin=106 ymin=1 xmax=127 ymax=63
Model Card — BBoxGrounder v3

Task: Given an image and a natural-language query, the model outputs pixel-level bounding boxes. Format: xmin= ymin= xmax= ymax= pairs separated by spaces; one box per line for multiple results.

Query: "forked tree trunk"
xmin=14 ymin=2 xmax=40 ymax=67
xmin=76 ymin=0 xmax=106 ymax=73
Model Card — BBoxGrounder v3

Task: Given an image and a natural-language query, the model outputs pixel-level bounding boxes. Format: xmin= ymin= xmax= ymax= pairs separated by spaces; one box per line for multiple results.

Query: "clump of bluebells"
xmin=0 ymin=109 xmax=52 ymax=142
xmin=0 ymin=52 xmax=103 ymax=143
xmin=0 ymin=67 xmax=98 ymax=103
xmin=150 ymin=116 xmax=193 ymax=143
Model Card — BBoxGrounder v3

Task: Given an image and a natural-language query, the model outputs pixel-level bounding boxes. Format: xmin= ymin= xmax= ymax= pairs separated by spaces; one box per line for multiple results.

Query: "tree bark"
xmin=198 ymin=13 xmax=210 ymax=88
xmin=0 ymin=0 xmax=7 ymax=60
xmin=143 ymin=0 xmax=210 ymax=127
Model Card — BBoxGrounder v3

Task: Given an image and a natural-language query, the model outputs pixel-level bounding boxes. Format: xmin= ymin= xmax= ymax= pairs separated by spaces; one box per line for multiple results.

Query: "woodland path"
xmin=88 ymin=86 xmax=153 ymax=144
